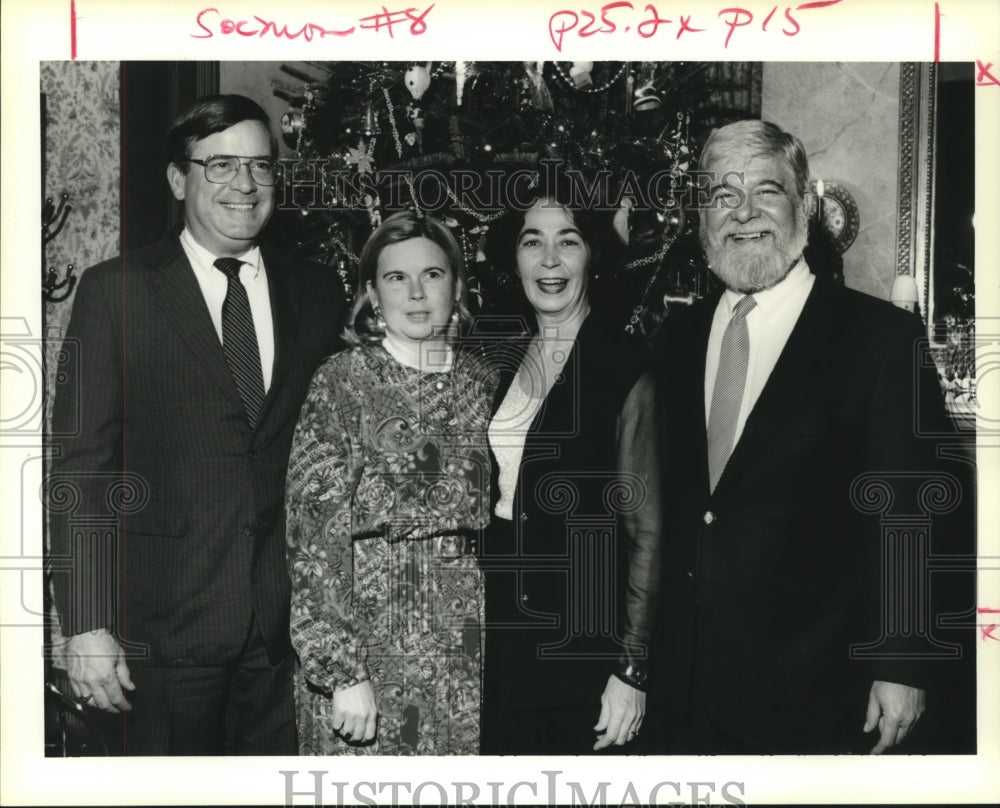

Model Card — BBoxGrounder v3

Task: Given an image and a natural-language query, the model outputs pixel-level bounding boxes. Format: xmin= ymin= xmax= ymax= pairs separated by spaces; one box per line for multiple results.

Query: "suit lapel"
xmin=657 ymin=297 xmax=716 ymax=495
xmin=713 ymin=279 xmax=838 ymax=496
xmin=144 ymin=237 xmax=244 ymax=410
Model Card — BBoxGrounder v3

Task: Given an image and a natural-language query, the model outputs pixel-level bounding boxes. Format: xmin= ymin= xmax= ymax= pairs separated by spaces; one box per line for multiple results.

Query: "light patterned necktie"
xmin=707 ymin=295 xmax=757 ymax=491
xmin=214 ymin=257 xmax=265 ymax=428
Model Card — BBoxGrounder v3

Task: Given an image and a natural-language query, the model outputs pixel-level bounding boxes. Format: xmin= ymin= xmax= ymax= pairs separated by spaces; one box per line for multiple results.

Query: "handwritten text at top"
xmin=192 ymin=5 xmax=434 ymax=41
xmin=547 ymin=1 xmax=844 ymax=51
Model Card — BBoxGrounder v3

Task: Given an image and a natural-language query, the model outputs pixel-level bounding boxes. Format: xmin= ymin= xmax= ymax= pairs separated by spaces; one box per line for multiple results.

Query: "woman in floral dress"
xmin=286 ymin=212 xmax=495 ymax=755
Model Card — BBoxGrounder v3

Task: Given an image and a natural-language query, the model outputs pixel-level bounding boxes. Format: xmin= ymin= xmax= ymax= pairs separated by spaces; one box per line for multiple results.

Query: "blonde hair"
xmin=343 ymin=211 xmax=472 ymax=345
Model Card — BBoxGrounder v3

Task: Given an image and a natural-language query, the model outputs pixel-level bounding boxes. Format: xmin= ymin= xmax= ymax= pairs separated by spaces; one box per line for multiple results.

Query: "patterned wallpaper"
xmin=40 ymin=61 xmax=120 ymax=653
xmin=41 ymin=60 xmax=121 ymax=410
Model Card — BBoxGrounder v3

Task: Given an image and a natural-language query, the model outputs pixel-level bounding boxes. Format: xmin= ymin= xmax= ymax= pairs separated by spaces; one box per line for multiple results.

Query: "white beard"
xmin=703 ymin=206 xmax=809 ymax=294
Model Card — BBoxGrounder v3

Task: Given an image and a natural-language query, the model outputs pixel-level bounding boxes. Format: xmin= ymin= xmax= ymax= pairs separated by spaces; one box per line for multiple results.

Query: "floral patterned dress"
xmin=286 ymin=344 xmax=496 ymax=755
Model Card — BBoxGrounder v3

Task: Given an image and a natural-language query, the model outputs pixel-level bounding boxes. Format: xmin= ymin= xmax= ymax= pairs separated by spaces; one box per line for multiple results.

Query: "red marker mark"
xmin=934 ymin=1 xmax=942 ymax=62
xmin=676 ymin=13 xmax=705 ymax=37
xmin=546 ymin=0 xmax=838 ymax=51
xmin=191 ymin=5 xmax=433 ymax=40
xmin=549 ymin=10 xmax=579 ymax=50
xmin=358 ymin=4 xmax=434 ymax=37
xmin=794 ymin=0 xmax=842 ymax=9
xmin=979 ymin=607 xmax=1000 ymax=641
xmin=781 ymin=7 xmax=801 ymax=35
xmin=976 ymin=61 xmax=1000 ymax=87
xmin=719 ymin=6 xmax=753 ymax=48
xmin=71 ymin=0 xmax=78 ymax=59
xmin=637 ymin=4 xmax=672 ymax=39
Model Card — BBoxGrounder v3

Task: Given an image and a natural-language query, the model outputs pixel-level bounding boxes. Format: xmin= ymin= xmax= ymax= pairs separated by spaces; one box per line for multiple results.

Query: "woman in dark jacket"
xmin=480 ymin=186 xmax=660 ymax=755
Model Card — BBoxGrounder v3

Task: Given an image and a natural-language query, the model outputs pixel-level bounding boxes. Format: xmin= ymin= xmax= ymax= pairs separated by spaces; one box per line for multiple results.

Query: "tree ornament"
xmin=675 ymin=143 xmax=691 ymax=175
xmin=345 ymin=138 xmax=375 ymax=174
xmin=280 ymin=108 xmax=303 ymax=136
xmin=280 ymin=108 xmax=304 ymax=148
xmin=404 ymin=63 xmax=432 ymax=100
xmin=407 ymin=105 xmax=425 ymax=131
xmin=633 ymin=80 xmax=660 ymax=111
xmin=455 ymin=61 xmax=468 ymax=105
xmin=362 ymin=105 xmax=376 ymax=137
xmin=613 ymin=197 xmax=634 ymax=245
xmin=569 ymin=61 xmax=594 ymax=89
xmin=523 ymin=61 xmax=553 ymax=110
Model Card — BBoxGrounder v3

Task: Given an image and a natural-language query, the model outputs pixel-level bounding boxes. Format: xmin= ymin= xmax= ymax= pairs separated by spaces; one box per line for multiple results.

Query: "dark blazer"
xmin=650 ymin=276 xmax=950 ymax=750
xmin=50 ymin=236 xmax=344 ymax=667
xmin=482 ymin=310 xmax=647 ymax=709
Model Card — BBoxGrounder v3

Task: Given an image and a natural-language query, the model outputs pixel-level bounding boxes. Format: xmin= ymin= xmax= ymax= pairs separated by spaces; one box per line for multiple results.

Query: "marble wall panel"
xmin=762 ymin=62 xmax=901 ymax=300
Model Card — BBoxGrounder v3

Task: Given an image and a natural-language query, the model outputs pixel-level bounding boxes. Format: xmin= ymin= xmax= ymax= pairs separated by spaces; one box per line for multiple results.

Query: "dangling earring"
xmin=450 ymin=309 xmax=459 ymax=325
xmin=373 ymin=303 xmax=386 ymax=332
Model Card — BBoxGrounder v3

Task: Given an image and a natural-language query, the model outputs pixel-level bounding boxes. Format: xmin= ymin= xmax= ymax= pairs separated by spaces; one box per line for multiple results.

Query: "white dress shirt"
xmin=179 ymin=227 xmax=275 ymax=392
xmin=704 ymin=260 xmax=815 ymax=445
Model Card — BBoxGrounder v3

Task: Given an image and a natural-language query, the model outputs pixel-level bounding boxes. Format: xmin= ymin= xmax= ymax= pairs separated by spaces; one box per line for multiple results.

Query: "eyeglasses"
xmin=187 ymin=155 xmax=282 ymax=186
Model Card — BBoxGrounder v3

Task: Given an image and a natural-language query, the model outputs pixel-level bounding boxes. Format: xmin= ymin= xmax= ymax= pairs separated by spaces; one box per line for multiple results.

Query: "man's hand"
xmin=593 ymin=675 xmax=646 ymax=750
xmin=332 ymin=680 xmax=378 ymax=744
xmin=65 ymin=629 xmax=134 ymax=713
xmin=863 ymin=680 xmax=925 ymax=754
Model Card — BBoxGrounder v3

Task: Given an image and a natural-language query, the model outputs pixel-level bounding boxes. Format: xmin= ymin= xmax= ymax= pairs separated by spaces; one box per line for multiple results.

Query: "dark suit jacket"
xmin=650 ymin=277 xmax=950 ymax=751
xmin=50 ymin=236 xmax=344 ymax=667
xmin=482 ymin=310 xmax=648 ymax=709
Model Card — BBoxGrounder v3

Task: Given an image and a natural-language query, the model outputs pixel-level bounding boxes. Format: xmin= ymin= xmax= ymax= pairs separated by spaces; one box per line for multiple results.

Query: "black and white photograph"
xmin=2 ymin=1 xmax=999 ymax=806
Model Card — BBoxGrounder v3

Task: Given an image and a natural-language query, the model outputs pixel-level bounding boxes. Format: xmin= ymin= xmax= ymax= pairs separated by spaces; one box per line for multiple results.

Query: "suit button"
xmin=242 ymin=523 xmax=255 ymax=536
xmin=703 ymin=510 xmax=715 ymax=524
xmin=686 ymin=570 xmax=694 ymax=580
xmin=521 ymin=594 xmax=529 ymax=602
xmin=248 ymin=449 xmax=259 ymax=461
xmin=520 ymin=512 xmax=528 ymax=522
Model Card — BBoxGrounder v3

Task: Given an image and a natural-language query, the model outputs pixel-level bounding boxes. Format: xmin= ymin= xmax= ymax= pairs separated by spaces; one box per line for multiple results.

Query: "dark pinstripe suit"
xmin=50 ymin=235 xmax=344 ymax=752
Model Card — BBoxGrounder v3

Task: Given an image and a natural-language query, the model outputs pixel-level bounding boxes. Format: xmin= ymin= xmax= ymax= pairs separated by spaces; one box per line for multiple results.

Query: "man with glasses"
xmin=50 ymin=94 xmax=345 ymax=754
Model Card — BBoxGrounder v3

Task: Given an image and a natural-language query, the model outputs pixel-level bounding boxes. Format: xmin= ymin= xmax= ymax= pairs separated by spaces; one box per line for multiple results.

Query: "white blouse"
xmin=488 ymin=317 xmax=586 ymax=520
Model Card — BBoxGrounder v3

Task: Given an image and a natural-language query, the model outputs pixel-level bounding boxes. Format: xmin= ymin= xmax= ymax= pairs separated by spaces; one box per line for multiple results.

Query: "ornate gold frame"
xmin=895 ymin=62 xmax=938 ymax=339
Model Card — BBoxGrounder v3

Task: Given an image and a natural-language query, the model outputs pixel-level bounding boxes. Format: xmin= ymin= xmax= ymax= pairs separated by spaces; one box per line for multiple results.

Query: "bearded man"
xmin=646 ymin=119 xmax=950 ymax=754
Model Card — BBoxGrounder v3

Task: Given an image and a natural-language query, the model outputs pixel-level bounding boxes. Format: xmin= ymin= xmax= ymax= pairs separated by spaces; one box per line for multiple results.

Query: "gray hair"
xmin=699 ymin=119 xmax=810 ymax=198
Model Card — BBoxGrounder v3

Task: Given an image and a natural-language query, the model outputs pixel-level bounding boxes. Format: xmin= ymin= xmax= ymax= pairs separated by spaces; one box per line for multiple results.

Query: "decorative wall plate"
xmin=809 ymin=179 xmax=860 ymax=254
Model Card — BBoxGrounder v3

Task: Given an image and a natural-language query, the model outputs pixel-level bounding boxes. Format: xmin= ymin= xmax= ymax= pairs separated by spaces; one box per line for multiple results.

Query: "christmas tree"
xmin=272 ymin=61 xmax=763 ymax=338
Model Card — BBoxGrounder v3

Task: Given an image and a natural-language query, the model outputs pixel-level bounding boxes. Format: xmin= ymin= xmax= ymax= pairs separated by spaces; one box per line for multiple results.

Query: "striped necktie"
xmin=707 ymin=294 xmax=757 ymax=492
xmin=214 ymin=257 xmax=265 ymax=428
